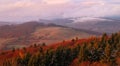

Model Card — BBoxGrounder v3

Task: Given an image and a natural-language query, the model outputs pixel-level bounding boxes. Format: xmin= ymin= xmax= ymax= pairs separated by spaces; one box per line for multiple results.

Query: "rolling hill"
xmin=0 ymin=22 xmax=98 ymax=50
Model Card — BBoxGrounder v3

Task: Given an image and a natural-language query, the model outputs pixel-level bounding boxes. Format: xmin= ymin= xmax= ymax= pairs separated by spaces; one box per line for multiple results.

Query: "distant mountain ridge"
xmin=1 ymin=17 xmax=119 ymax=34
xmin=1 ymin=17 xmax=120 ymax=33
xmin=38 ymin=17 xmax=120 ymax=33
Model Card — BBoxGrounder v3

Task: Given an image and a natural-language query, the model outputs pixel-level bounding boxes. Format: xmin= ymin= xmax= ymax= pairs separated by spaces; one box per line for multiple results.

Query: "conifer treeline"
xmin=1 ymin=32 xmax=120 ymax=66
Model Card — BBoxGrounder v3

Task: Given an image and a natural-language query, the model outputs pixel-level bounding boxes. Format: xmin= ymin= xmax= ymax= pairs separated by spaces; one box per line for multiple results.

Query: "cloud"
xmin=42 ymin=0 xmax=70 ymax=4
xmin=0 ymin=0 xmax=35 ymax=12
xmin=0 ymin=0 xmax=120 ymax=21
xmin=81 ymin=1 xmax=105 ymax=6
xmin=63 ymin=0 xmax=120 ymax=18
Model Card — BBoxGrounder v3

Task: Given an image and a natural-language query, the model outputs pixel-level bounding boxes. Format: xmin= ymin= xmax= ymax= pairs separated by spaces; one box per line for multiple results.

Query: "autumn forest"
xmin=0 ymin=32 xmax=120 ymax=66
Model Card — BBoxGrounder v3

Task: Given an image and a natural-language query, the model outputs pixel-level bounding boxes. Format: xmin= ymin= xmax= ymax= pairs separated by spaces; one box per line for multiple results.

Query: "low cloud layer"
xmin=0 ymin=0 xmax=120 ymax=21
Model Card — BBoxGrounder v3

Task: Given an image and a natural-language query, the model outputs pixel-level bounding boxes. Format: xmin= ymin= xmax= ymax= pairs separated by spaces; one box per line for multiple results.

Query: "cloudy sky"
xmin=0 ymin=0 xmax=120 ymax=21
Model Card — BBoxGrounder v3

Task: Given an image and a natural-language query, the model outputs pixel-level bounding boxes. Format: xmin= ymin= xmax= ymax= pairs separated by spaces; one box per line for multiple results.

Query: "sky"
xmin=0 ymin=0 xmax=120 ymax=22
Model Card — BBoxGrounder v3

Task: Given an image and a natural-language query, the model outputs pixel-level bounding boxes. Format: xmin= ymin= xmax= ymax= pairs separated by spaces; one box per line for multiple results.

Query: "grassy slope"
xmin=31 ymin=26 xmax=93 ymax=44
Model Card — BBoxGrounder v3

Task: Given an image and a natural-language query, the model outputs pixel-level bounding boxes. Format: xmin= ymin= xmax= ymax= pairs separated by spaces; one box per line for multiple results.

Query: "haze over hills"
xmin=0 ymin=22 xmax=13 ymax=26
xmin=1 ymin=17 xmax=120 ymax=34
xmin=39 ymin=17 xmax=120 ymax=33
xmin=0 ymin=17 xmax=119 ymax=34
xmin=66 ymin=17 xmax=120 ymax=33
xmin=0 ymin=22 xmax=98 ymax=50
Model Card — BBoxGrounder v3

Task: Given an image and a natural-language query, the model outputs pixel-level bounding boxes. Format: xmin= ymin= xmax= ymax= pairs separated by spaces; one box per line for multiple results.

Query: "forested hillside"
xmin=0 ymin=32 xmax=120 ymax=66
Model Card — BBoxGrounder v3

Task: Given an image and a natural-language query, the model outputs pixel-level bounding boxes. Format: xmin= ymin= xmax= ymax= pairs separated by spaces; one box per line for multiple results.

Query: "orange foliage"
xmin=0 ymin=36 xmax=118 ymax=66
xmin=116 ymin=58 xmax=120 ymax=65
xmin=19 ymin=51 xmax=25 ymax=59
